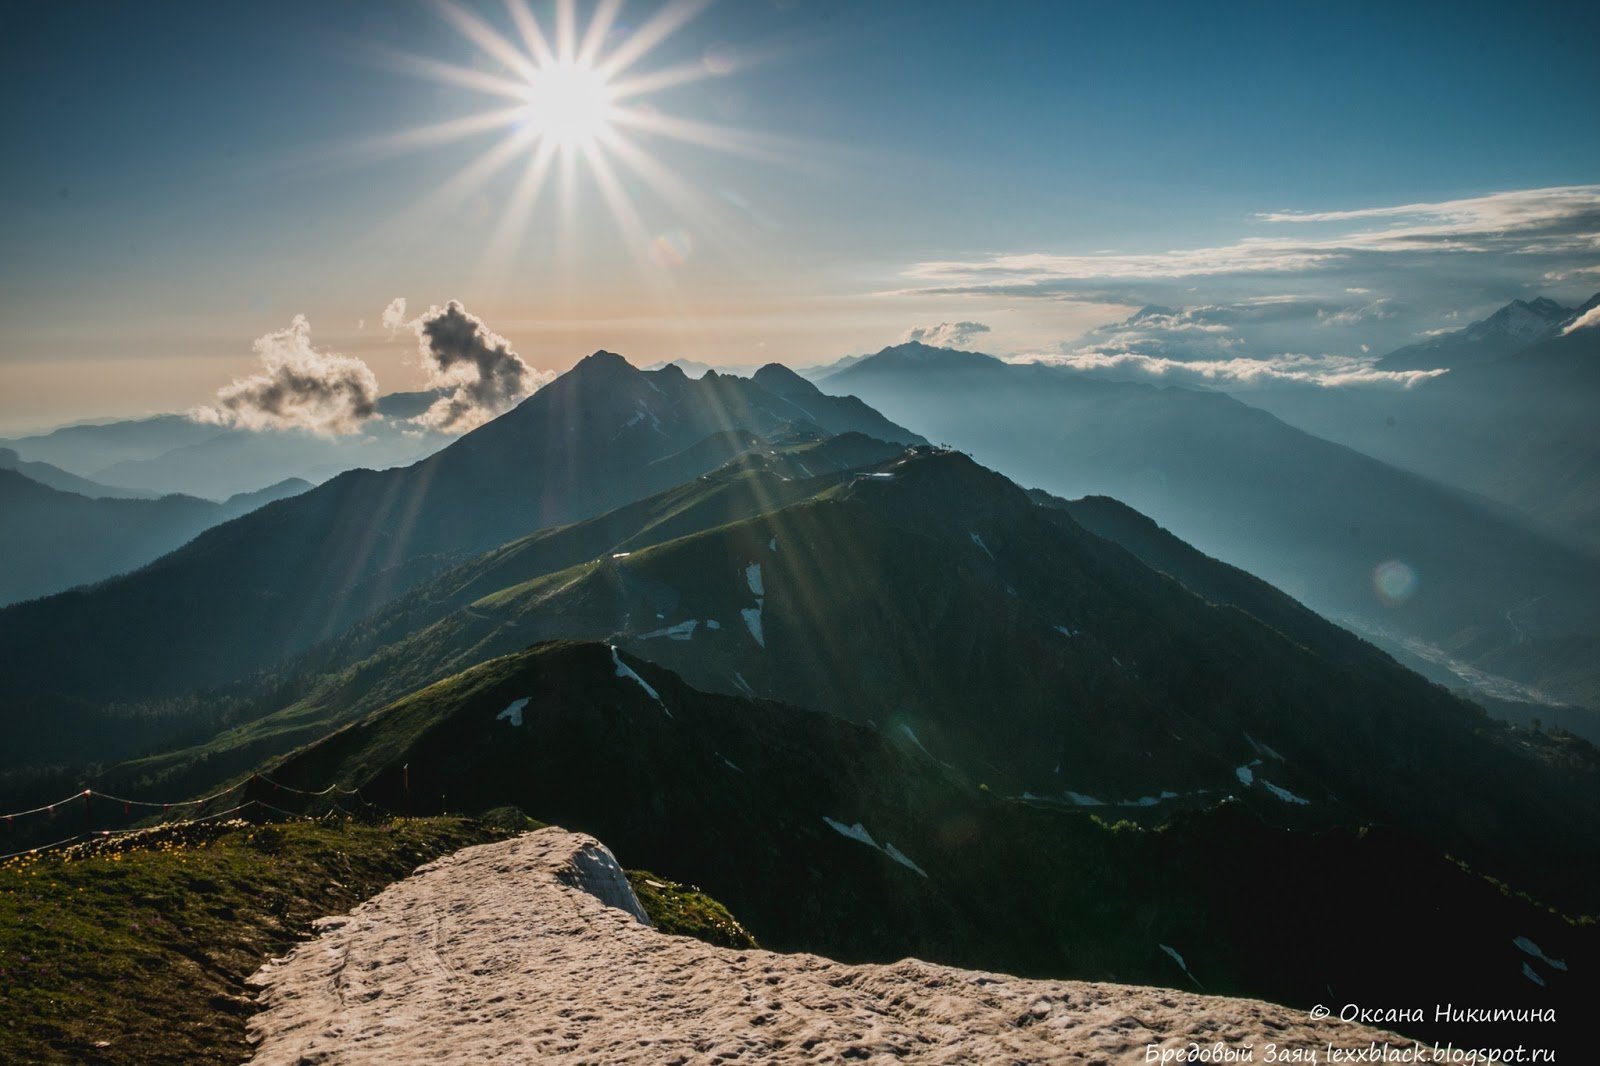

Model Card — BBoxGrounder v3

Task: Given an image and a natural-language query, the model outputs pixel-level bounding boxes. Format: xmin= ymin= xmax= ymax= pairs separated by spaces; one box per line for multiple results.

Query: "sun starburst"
xmin=363 ymin=0 xmax=787 ymax=295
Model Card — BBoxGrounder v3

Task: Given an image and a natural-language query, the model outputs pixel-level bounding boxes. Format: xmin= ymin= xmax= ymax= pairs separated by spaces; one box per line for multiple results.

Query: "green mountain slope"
xmin=107 ymin=447 xmax=1600 ymax=915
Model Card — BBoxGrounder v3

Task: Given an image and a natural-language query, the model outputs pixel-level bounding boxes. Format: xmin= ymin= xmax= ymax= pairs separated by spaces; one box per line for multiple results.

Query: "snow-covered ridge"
xmin=245 ymin=828 xmax=1406 ymax=1064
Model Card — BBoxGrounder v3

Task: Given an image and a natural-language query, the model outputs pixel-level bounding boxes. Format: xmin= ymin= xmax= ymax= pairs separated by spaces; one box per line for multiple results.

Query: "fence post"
xmin=82 ymin=790 xmax=92 ymax=839
xmin=402 ymin=763 xmax=411 ymax=817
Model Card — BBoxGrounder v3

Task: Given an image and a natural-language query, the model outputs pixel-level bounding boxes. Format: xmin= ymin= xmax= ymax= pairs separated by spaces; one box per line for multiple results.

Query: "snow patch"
xmin=899 ymin=723 xmax=937 ymax=761
xmin=1245 ymin=733 xmax=1284 ymax=762
xmin=822 ymin=817 xmax=878 ymax=848
xmin=741 ymin=605 xmax=765 ymax=647
xmin=1234 ymin=760 xmax=1261 ymax=786
xmin=640 ymin=620 xmax=698 ymax=641
xmin=1122 ymin=791 xmax=1179 ymax=808
xmin=705 ymin=619 xmax=721 ymax=630
xmin=769 ymin=536 xmax=778 ymax=552
xmin=1054 ymin=625 xmax=1079 ymax=638
xmin=611 ymin=551 xmax=631 ymax=559
xmin=722 ymin=758 xmax=743 ymax=774
xmin=1513 ymin=937 xmax=1567 ymax=971
xmin=969 ymin=532 xmax=994 ymax=560
xmin=883 ymin=843 xmax=929 ymax=878
xmin=1160 ymin=944 xmax=1201 ymax=988
xmin=822 ymin=818 xmax=928 ymax=879
xmin=732 ymin=672 xmax=754 ymax=696
xmin=745 ymin=562 xmax=764 ymax=597
xmin=1522 ymin=963 xmax=1546 ymax=987
xmin=496 ymin=697 xmax=530 ymax=728
xmin=1261 ymin=779 xmax=1310 ymax=805
xmin=610 ymin=646 xmax=669 ymax=716
xmin=1064 ymin=791 xmax=1106 ymax=806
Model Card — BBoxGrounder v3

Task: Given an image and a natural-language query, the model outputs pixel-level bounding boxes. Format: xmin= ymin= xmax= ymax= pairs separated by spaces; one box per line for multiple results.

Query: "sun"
xmin=518 ymin=60 xmax=616 ymax=149
xmin=361 ymin=0 xmax=794 ymax=293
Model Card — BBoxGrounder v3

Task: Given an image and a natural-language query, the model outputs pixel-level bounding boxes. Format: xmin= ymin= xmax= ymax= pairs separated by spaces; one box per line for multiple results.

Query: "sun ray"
xmin=435 ymin=0 xmax=539 ymax=82
xmin=610 ymin=108 xmax=792 ymax=164
xmin=368 ymin=47 xmax=532 ymax=102
xmin=594 ymin=0 xmax=711 ymax=81
xmin=603 ymin=133 xmax=754 ymax=259
xmin=387 ymin=127 xmax=533 ymax=241
xmin=607 ymin=60 xmax=720 ymax=101
xmin=347 ymin=105 xmax=531 ymax=164
xmin=477 ymin=137 xmax=560 ymax=298
xmin=554 ymin=0 xmax=579 ymax=64
xmin=576 ymin=0 xmax=624 ymax=67
xmin=504 ymin=0 xmax=557 ymax=68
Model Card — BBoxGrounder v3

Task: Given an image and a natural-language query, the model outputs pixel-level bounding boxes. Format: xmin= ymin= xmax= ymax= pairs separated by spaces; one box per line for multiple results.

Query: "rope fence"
xmin=0 ymin=773 xmax=380 ymax=862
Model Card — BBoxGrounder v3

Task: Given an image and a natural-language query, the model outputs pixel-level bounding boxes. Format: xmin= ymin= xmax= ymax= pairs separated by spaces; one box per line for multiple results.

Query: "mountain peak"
xmin=751 ymin=362 xmax=820 ymax=398
xmin=575 ymin=350 xmax=635 ymax=371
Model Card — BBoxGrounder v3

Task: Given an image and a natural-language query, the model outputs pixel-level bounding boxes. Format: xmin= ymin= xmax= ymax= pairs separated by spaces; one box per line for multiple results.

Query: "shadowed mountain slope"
xmin=0 ymin=470 xmax=311 ymax=606
xmin=111 ymin=447 xmax=1600 ymax=914
xmin=261 ymin=642 xmax=1593 ymax=1047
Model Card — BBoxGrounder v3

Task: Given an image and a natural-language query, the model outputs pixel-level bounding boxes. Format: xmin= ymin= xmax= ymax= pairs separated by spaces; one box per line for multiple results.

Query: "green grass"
xmin=0 ymin=813 xmax=753 ymax=1065
xmin=628 ymin=869 xmax=757 ymax=949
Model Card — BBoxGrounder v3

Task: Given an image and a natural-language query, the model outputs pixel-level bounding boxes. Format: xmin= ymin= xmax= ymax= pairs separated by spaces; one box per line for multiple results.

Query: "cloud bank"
xmin=892 ymin=185 xmax=1600 ymax=362
xmin=1562 ymin=303 xmax=1600 ymax=335
xmin=899 ymin=321 xmax=992 ymax=348
xmin=903 ymin=185 xmax=1600 ymax=293
xmin=1015 ymin=349 xmax=1446 ymax=391
xmin=387 ymin=298 xmax=551 ymax=432
xmin=194 ymin=315 xmax=379 ymax=435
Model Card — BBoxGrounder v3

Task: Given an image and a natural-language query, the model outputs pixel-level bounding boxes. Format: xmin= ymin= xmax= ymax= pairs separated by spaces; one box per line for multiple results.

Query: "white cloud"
xmin=193 ymin=315 xmax=379 ymax=436
xmin=899 ymin=321 xmax=992 ymax=348
xmin=1015 ymin=349 xmax=1446 ymax=390
xmin=1562 ymin=304 xmax=1600 ymax=335
xmin=896 ymin=184 xmax=1600 ymax=295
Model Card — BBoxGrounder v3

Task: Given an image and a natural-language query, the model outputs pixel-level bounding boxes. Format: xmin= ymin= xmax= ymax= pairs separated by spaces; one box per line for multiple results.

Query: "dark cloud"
xmin=388 ymin=298 xmax=551 ymax=432
xmin=195 ymin=315 xmax=379 ymax=435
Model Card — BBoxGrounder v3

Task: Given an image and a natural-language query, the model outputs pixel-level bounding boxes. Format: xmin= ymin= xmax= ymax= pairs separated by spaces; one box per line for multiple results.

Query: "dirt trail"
xmin=247 ymin=828 xmax=1400 ymax=1064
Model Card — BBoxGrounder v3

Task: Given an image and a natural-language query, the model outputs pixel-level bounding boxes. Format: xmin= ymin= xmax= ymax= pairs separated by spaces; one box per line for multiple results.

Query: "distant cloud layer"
xmin=386 ymin=298 xmax=551 ymax=432
xmin=1015 ymin=349 xmax=1446 ymax=391
xmin=899 ymin=321 xmax=991 ymax=348
xmin=902 ymin=185 xmax=1600 ymax=293
xmin=194 ymin=315 xmax=379 ymax=435
xmin=893 ymin=185 xmax=1600 ymax=366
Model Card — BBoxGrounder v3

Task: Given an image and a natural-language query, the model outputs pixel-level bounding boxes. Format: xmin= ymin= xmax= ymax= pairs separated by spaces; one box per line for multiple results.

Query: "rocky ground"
xmin=246 ymin=827 xmax=1404 ymax=1064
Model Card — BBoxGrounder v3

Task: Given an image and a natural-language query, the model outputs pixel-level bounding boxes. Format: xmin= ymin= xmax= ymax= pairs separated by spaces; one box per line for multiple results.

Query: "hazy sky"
xmin=2 ymin=0 xmax=1597 ymax=432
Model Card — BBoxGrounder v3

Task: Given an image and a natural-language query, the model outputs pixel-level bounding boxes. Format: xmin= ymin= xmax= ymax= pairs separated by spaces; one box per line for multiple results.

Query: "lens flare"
xmin=1372 ymin=560 xmax=1418 ymax=605
xmin=649 ymin=228 xmax=693 ymax=268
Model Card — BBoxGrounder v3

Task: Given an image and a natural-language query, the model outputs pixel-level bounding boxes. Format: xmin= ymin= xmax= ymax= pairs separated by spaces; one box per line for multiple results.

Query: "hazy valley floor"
xmin=247 ymin=827 xmax=1404 ymax=1065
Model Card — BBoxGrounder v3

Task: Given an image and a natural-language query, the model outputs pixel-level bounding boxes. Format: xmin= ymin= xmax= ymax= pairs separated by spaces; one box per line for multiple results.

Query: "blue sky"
xmin=1 ymin=0 xmax=1597 ymax=430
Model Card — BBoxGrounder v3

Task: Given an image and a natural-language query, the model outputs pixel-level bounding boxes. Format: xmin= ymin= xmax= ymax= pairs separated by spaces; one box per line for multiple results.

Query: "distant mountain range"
xmin=816 ymin=340 xmax=1600 ymax=715
xmin=1244 ymin=293 xmax=1600 ymax=570
xmin=0 ymin=471 xmax=310 ymax=606
xmin=0 ymin=447 xmax=155 ymax=499
xmin=1374 ymin=295 xmax=1582 ymax=371
xmin=0 ymin=390 xmax=454 ymax=501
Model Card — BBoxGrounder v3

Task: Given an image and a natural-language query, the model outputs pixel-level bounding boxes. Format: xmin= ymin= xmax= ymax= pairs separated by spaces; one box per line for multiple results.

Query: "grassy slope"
xmin=0 ymin=814 xmax=751 ymax=1065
